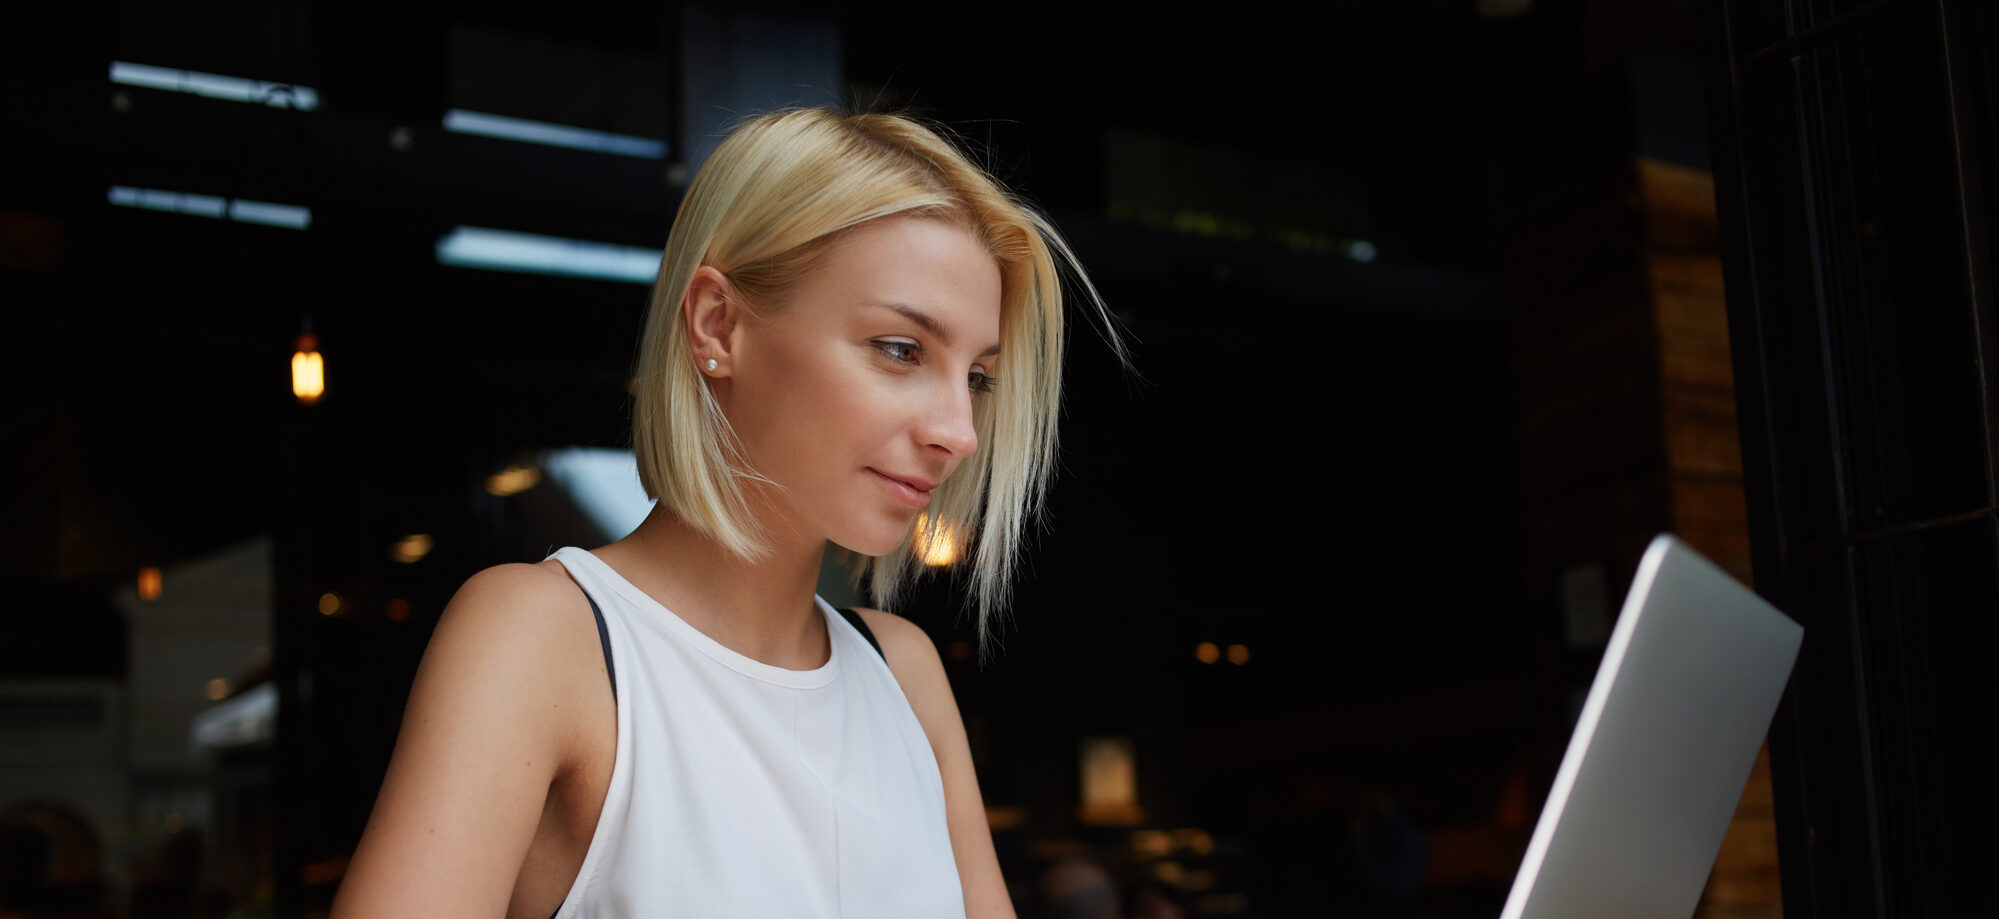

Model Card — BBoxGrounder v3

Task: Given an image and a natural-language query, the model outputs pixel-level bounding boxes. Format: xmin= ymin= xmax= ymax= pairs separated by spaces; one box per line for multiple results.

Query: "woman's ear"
xmin=684 ymin=265 xmax=742 ymax=377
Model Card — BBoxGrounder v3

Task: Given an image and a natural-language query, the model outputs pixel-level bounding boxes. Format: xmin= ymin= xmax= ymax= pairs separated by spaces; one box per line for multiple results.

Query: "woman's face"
xmin=719 ymin=216 xmax=1003 ymax=558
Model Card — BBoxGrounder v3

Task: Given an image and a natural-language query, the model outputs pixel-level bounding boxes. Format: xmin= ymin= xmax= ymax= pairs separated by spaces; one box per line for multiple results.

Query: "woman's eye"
xmin=874 ymin=340 xmax=920 ymax=364
xmin=968 ymin=370 xmax=998 ymax=394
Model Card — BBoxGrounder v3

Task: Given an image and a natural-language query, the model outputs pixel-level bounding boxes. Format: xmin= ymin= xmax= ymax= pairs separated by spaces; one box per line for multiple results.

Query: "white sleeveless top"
xmin=545 ymin=547 xmax=965 ymax=917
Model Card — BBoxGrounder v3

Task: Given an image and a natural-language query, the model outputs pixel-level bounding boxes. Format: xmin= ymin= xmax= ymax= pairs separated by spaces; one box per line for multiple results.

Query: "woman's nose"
xmin=922 ymin=384 xmax=979 ymax=457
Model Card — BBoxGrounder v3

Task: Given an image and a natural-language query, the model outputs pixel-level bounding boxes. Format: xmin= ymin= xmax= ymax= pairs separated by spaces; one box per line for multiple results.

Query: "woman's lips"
xmin=869 ymin=468 xmax=935 ymax=509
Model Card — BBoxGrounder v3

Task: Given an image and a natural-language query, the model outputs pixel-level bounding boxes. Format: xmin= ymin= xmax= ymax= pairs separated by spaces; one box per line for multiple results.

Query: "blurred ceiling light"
xmin=1344 ymin=239 xmax=1378 ymax=263
xmin=391 ymin=533 xmax=433 ymax=564
xmin=1129 ymin=829 xmax=1174 ymax=859
xmin=291 ymin=334 xmax=324 ymax=404
xmin=541 ymin=447 xmax=655 ymax=539
xmin=108 ymin=185 xmax=311 ymax=229
xmin=436 ymin=226 xmax=660 ymax=284
xmin=206 ymin=678 xmax=230 ymax=701
xmin=1227 ymin=643 xmax=1251 ymax=665
xmin=486 ymin=464 xmax=542 ymax=497
xmin=1195 ymin=642 xmax=1220 ymax=664
xmin=443 ymin=108 xmax=666 ymax=159
xmin=914 ymin=512 xmax=962 ymax=567
xmin=318 ymin=592 xmax=340 ymax=616
xmin=109 ymin=60 xmax=320 ymax=110
xmin=190 ymin=681 xmax=275 ymax=750
xmin=110 ymin=184 xmax=221 ymax=217
xmin=137 ymin=566 xmax=162 ymax=601
xmin=1078 ymin=736 xmax=1142 ymax=826
xmin=227 ymin=198 xmax=312 ymax=229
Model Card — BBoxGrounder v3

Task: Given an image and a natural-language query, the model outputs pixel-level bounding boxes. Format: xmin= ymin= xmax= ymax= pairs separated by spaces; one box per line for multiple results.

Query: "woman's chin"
xmin=829 ymin=530 xmax=907 ymax=560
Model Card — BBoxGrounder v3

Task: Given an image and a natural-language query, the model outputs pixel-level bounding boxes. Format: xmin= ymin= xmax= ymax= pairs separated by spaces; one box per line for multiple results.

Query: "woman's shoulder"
xmin=848 ymin=607 xmax=930 ymax=657
xmin=437 ymin=559 xmax=591 ymax=639
xmin=849 ymin=608 xmax=951 ymax=703
xmin=447 ymin=560 xmax=588 ymax=625
xmin=410 ymin=560 xmax=614 ymax=780
xmin=421 ymin=561 xmax=603 ymax=709
xmin=330 ymin=560 xmax=607 ymax=917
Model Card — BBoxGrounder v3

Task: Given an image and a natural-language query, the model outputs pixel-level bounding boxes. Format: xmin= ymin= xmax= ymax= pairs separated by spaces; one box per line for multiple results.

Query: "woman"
xmin=330 ymin=109 xmax=1114 ymax=918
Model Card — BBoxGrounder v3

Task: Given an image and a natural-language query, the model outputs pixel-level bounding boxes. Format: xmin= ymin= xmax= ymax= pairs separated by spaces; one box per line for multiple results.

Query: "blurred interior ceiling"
xmin=0 ymin=0 xmax=1699 ymax=584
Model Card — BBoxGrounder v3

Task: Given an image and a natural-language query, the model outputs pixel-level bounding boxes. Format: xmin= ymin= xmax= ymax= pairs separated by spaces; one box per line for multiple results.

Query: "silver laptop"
xmin=1501 ymin=534 xmax=1804 ymax=919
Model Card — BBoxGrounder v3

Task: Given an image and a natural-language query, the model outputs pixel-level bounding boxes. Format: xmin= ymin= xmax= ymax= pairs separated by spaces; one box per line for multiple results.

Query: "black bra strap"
xmin=585 ymin=594 xmax=616 ymax=702
xmin=552 ymin=591 xmax=616 ymax=919
xmin=838 ymin=607 xmax=887 ymax=662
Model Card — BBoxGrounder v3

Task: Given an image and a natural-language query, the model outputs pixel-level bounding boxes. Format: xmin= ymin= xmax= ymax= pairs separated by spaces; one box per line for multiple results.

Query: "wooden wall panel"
xmin=1640 ymin=157 xmax=1779 ymax=919
xmin=1505 ymin=157 xmax=1777 ymax=918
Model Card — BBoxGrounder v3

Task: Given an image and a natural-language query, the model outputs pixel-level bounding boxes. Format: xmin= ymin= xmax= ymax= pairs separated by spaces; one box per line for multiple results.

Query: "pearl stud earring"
xmin=705 ymin=358 xmax=719 ymax=372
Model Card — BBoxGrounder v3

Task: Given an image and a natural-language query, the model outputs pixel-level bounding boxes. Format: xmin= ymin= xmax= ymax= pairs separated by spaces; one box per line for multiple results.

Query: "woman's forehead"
xmin=805 ymin=218 xmax=1003 ymax=334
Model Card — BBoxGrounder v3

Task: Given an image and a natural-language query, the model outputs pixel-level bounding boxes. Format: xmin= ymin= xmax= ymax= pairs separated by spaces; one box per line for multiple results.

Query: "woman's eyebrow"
xmin=880 ymin=302 xmax=1002 ymax=356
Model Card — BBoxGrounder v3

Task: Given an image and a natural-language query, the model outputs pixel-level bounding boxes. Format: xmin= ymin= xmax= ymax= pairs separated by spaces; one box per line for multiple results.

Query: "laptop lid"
xmin=1501 ymin=534 xmax=1804 ymax=919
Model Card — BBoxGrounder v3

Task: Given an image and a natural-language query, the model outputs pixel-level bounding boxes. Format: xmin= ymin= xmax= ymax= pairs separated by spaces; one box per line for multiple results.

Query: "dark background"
xmin=4 ymin=0 xmax=1992 ymax=917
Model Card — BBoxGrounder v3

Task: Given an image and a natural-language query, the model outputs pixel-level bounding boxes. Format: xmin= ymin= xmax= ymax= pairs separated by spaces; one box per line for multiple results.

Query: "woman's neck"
xmin=595 ymin=506 xmax=831 ymax=670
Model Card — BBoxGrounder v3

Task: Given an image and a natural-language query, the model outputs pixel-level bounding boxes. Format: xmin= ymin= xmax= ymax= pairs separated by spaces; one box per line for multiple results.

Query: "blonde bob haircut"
xmin=632 ymin=108 xmax=1115 ymax=641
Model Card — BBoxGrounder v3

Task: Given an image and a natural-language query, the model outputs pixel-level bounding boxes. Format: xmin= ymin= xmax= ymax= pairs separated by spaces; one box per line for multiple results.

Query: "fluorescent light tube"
xmin=443 ymin=108 xmax=665 ymax=159
xmin=110 ymin=61 xmax=319 ymax=110
xmin=435 ymin=226 xmax=660 ymax=284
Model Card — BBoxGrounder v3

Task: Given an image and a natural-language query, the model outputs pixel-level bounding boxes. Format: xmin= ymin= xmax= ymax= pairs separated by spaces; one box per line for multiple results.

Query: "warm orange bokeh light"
xmin=914 ymin=512 xmax=961 ymax=567
xmin=1078 ymin=736 xmax=1142 ymax=826
xmin=1226 ymin=643 xmax=1250 ymax=665
xmin=291 ymin=334 xmax=324 ymax=404
xmin=391 ymin=533 xmax=433 ymax=564
xmin=1194 ymin=642 xmax=1220 ymax=664
xmin=137 ymin=566 xmax=162 ymax=601
xmin=485 ymin=465 xmax=541 ymax=497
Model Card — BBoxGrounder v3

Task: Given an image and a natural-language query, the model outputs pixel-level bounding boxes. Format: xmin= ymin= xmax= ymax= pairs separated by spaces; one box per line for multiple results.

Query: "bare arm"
xmin=860 ymin=609 xmax=1015 ymax=919
xmin=330 ymin=564 xmax=591 ymax=919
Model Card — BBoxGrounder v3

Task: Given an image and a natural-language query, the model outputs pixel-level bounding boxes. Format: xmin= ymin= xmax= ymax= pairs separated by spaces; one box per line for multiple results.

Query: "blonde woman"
xmin=330 ymin=109 xmax=1115 ymax=918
